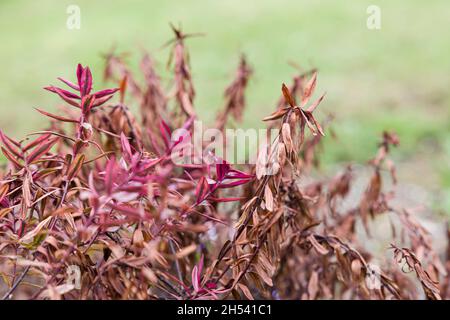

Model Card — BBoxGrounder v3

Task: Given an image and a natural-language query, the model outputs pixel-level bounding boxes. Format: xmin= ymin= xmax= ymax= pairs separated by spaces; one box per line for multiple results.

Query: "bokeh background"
xmin=0 ymin=0 xmax=449 ymax=213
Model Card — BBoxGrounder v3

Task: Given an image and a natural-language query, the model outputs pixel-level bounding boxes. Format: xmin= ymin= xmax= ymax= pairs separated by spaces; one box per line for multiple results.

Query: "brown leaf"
xmin=281 ymin=83 xmax=295 ymax=107
xmin=262 ymin=107 xmax=289 ymax=121
xmin=0 ymin=183 xmax=9 ymax=203
xmin=237 ymin=283 xmax=254 ymax=300
xmin=307 ymin=271 xmax=319 ymax=299
xmin=264 ymin=185 xmax=274 ymax=212
xmin=302 ymin=72 xmax=317 ymax=104
xmin=20 ymin=216 xmax=52 ymax=243
xmin=308 ymin=235 xmax=329 ymax=255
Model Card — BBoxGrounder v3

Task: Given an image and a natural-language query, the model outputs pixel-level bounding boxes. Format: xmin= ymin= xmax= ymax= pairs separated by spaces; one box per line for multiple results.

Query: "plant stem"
xmin=169 ymin=239 xmax=184 ymax=290
xmin=1 ymin=265 xmax=31 ymax=300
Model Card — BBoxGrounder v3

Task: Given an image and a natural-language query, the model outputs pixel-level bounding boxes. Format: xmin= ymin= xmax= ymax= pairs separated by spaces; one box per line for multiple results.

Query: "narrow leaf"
xmin=66 ymin=154 xmax=85 ymax=181
xmin=1 ymin=147 xmax=23 ymax=169
xmin=26 ymin=137 xmax=58 ymax=164
xmin=0 ymin=130 xmax=22 ymax=159
xmin=282 ymin=83 xmax=295 ymax=107
xmin=34 ymin=108 xmax=79 ymax=123
xmin=94 ymin=88 xmax=119 ymax=99
xmin=22 ymin=133 xmax=52 ymax=152
xmin=195 ymin=176 xmax=210 ymax=204
xmin=44 ymin=86 xmax=80 ymax=99
xmin=57 ymin=77 xmax=80 ymax=91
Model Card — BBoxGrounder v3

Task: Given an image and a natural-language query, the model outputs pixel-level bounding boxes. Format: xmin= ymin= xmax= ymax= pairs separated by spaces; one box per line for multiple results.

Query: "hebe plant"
xmin=0 ymin=27 xmax=448 ymax=300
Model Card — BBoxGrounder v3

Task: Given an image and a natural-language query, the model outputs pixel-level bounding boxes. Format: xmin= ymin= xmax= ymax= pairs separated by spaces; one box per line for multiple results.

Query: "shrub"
xmin=0 ymin=27 xmax=448 ymax=300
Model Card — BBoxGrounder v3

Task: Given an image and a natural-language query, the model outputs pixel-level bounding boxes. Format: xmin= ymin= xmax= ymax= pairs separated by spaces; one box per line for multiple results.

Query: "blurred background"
xmin=0 ymin=0 xmax=449 ymax=213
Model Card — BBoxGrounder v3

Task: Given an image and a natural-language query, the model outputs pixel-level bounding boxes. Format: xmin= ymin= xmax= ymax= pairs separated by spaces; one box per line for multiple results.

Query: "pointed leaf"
xmin=22 ymin=133 xmax=52 ymax=152
xmin=120 ymin=133 xmax=133 ymax=162
xmin=80 ymin=67 xmax=93 ymax=96
xmin=93 ymin=88 xmax=119 ymax=99
xmin=105 ymin=157 xmax=116 ymax=195
xmin=26 ymin=137 xmax=58 ymax=164
xmin=76 ymin=63 xmax=84 ymax=86
xmin=91 ymin=94 xmax=113 ymax=108
xmin=217 ymin=179 xmax=251 ymax=189
xmin=306 ymin=92 xmax=326 ymax=113
xmin=66 ymin=154 xmax=85 ymax=181
xmin=34 ymin=108 xmax=79 ymax=123
xmin=119 ymin=76 xmax=127 ymax=104
xmin=216 ymin=162 xmax=231 ymax=181
xmin=282 ymin=83 xmax=295 ymax=107
xmin=302 ymin=72 xmax=317 ymax=104
xmin=57 ymin=77 xmax=79 ymax=91
xmin=263 ymin=107 xmax=289 ymax=121
xmin=195 ymin=176 xmax=210 ymax=204
xmin=46 ymin=86 xmax=80 ymax=108
xmin=0 ymin=130 xmax=22 ymax=159
xmin=44 ymin=86 xmax=80 ymax=99
xmin=1 ymin=147 xmax=23 ymax=170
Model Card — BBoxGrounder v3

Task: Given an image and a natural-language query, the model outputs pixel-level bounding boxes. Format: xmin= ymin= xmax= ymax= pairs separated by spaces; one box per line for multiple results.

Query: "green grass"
xmin=0 ymin=0 xmax=449 ymax=211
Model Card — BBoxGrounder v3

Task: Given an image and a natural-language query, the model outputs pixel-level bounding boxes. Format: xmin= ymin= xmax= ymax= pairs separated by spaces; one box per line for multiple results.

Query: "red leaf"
xmin=44 ymin=86 xmax=80 ymax=100
xmin=34 ymin=108 xmax=79 ymax=123
xmin=160 ymin=120 xmax=171 ymax=148
xmin=81 ymin=95 xmax=96 ymax=114
xmin=217 ymin=179 xmax=251 ymax=189
xmin=227 ymin=169 xmax=254 ymax=179
xmin=105 ymin=157 xmax=116 ymax=195
xmin=91 ymin=94 xmax=114 ymax=108
xmin=66 ymin=154 xmax=85 ymax=181
xmin=108 ymin=203 xmax=143 ymax=219
xmin=195 ymin=176 xmax=210 ymax=204
xmin=1 ymin=147 xmax=23 ymax=170
xmin=120 ymin=132 xmax=133 ymax=162
xmin=93 ymin=88 xmax=119 ymax=99
xmin=216 ymin=162 xmax=231 ymax=181
xmin=22 ymin=133 xmax=52 ymax=152
xmin=80 ymin=66 xmax=93 ymax=96
xmin=45 ymin=86 xmax=80 ymax=108
xmin=0 ymin=130 xmax=22 ymax=159
xmin=191 ymin=255 xmax=204 ymax=293
xmin=192 ymin=265 xmax=200 ymax=293
xmin=57 ymin=77 xmax=80 ymax=91
xmin=0 ymin=130 xmax=20 ymax=147
xmin=26 ymin=137 xmax=58 ymax=164
xmin=76 ymin=63 xmax=84 ymax=85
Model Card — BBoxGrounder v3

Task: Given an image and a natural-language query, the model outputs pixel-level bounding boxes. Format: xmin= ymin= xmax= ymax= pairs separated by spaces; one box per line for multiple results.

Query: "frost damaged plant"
xmin=0 ymin=27 xmax=448 ymax=300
